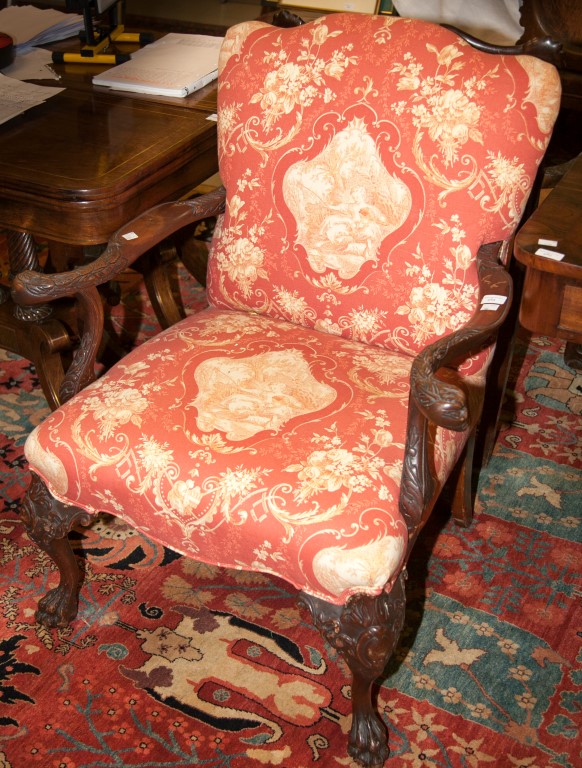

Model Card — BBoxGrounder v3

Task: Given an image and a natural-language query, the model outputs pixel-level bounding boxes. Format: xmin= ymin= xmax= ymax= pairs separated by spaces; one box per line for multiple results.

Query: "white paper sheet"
xmin=2 ymin=48 xmax=60 ymax=81
xmin=0 ymin=5 xmax=83 ymax=53
xmin=0 ymin=72 xmax=63 ymax=125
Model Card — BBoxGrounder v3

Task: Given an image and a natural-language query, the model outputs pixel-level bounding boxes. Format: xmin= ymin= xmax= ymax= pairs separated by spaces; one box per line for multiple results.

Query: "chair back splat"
xmin=17 ymin=14 xmax=560 ymax=767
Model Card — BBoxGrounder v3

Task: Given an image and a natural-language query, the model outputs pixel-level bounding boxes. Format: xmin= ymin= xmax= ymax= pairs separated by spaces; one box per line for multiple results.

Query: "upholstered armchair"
xmin=13 ymin=14 xmax=560 ymax=767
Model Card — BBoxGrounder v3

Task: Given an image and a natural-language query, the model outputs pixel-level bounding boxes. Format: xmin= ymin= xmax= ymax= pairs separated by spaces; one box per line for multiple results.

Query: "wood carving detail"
xmin=7 ymin=231 xmax=54 ymax=321
xmin=21 ymin=473 xmax=93 ymax=546
xmin=399 ymin=407 xmax=434 ymax=535
xmin=301 ymin=572 xmax=407 ymax=767
xmin=409 ymin=242 xmax=511 ymax=431
xmin=12 ymin=190 xmax=226 ymax=306
xmin=399 ymin=241 xmax=511 ymax=536
xmin=58 ymin=287 xmax=103 ymax=402
xmin=410 ymin=329 xmax=478 ymax=432
xmin=21 ymin=473 xmax=94 ymax=628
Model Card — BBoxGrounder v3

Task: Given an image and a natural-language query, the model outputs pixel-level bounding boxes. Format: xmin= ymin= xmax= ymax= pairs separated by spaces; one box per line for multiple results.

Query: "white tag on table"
xmin=535 ymin=247 xmax=565 ymax=261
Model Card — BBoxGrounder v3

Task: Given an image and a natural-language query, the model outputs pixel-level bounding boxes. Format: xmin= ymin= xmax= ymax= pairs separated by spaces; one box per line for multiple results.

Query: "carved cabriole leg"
xmin=300 ymin=571 xmax=407 ymax=768
xmin=20 ymin=473 xmax=94 ymax=628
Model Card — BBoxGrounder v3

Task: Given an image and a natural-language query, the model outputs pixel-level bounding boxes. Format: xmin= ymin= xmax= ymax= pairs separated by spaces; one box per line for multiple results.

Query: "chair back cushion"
xmin=207 ymin=14 xmax=560 ymax=358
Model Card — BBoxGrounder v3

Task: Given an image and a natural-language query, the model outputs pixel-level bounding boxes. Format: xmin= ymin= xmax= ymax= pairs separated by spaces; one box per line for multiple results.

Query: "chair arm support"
xmin=59 ymin=286 xmax=103 ymax=404
xmin=11 ymin=187 xmax=226 ymax=306
xmin=400 ymin=242 xmax=512 ymax=534
xmin=409 ymin=241 xmax=513 ymax=432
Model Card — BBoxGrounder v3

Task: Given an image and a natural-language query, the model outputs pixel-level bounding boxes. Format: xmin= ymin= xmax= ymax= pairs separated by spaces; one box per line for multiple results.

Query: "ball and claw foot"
xmin=36 ymin=584 xmax=79 ymax=629
xmin=22 ymin=474 xmax=91 ymax=630
xmin=348 ymin=711 xmax=390 ymax=768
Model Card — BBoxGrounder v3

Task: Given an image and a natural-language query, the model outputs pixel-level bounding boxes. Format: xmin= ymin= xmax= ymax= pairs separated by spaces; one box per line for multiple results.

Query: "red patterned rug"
xmin=1 ymin=262 xmax=581 ymax=768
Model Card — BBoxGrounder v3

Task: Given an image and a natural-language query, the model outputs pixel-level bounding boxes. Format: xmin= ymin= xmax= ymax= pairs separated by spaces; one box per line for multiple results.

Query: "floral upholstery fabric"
xmin=208 ymin=14 xmax=560 ymax=371
xmin=27 ymin=309 xmax=416 ymax=604
xmin=24 ymin=15 xmax=561 ymax=606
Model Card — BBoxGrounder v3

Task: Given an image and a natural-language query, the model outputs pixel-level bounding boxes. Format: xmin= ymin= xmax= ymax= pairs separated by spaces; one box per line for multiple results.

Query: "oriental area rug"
xmin=0 ymin=256 xmax=581 ymax=768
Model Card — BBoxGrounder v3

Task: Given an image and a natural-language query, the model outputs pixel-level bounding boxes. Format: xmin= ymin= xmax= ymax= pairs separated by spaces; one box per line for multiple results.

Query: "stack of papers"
xmin=0 ymin=72 xmax=63 ymax=126
xmin=93 ymin=33 xmax=224 ymax=98
xmin=0 ymin=5 xmax=83 ymax=54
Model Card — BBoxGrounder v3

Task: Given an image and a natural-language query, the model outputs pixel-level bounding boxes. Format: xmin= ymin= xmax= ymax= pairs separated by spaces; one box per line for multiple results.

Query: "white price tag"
xmin=481 ymin=294 xmax=507 ymax=305
xmin=535 ymin=247 xmax=565 ymax=261
xmin=122 ymin=231 xmax=139 ymax=241
xmin=538 ymin=238 xmax=558 ymax=247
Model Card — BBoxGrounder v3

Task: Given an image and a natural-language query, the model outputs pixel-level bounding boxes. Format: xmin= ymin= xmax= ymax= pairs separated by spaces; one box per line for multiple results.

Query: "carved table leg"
xmin=301 ymin=571 xmax=407 ymax=767
xmin=20 ymin=473 xmax=94 ymax=628
xmin=6 ymin=231 xmax=53 ymax=322
xmin=136 ymin=239 xmax=186 ymax=329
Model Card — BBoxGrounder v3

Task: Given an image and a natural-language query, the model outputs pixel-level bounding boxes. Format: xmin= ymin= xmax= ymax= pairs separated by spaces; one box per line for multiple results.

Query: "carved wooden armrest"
xmin=400 ymin=242 xmax=511 ymax=533
xmin=10 ymin=186 xmax=225 ymax=406
xmin=410 ymin=241 xmax=513 ymax=433
xmin=11 ymin=187 xmax=226 ymax=306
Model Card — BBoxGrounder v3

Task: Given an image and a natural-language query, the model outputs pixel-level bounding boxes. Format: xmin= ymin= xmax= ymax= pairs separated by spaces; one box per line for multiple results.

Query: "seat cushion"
xmin=25 ymin=309 xmax=469 ymax=605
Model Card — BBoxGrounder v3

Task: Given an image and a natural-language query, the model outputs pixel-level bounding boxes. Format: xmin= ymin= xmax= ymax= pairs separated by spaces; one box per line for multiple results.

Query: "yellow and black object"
xmin=52 ymin=0 xmax=153 ymax=66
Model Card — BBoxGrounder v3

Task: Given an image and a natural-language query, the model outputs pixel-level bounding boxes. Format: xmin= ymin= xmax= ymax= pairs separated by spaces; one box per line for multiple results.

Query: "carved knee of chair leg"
xmin=302 ymin=571 xmax=407 ymax=767
xmin=20 ymin=473 xmax=93 ymax=628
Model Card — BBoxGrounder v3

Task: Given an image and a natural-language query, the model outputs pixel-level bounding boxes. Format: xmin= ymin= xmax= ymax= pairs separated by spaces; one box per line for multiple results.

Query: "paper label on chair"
xmin=123 ymin=231 xmax=139 ymax=240
xmin=535 ymin=247 xmax=564 ymax=261
xmin=481 ymin=295 xmax=507 ymax=305
xmin=538 ymin=238 xmax=558 ymax=247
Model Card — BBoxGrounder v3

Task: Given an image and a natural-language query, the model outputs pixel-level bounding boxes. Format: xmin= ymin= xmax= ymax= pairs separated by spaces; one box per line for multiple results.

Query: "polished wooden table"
xmin=0 ymin=52 xmax=218 ymax=408
xmin=514 ymin=152 xmax=582 ymax=369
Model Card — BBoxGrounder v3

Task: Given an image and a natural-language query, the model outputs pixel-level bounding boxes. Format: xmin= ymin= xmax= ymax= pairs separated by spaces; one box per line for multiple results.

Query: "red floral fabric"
xmin=24 ymin=15 xmax=560 ymax=606
xmin=209 ymin=14 xmax=560 ymax=372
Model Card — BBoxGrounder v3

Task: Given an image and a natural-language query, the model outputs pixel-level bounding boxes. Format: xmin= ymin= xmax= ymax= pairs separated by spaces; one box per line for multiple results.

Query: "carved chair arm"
xmin=10 ymin=186 xmax=225 ymax=407
xmin=11 ymin=186 xmax=226 ymax=306
xmin=409 ymin=241 xmax=513 ymax=433
xmin=399 ymin=241 xmax=511 ymax=535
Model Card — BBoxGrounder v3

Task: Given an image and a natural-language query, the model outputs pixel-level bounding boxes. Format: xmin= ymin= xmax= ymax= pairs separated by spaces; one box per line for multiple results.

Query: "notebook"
xmin=93 ymin=33 xmax=224 ymax=98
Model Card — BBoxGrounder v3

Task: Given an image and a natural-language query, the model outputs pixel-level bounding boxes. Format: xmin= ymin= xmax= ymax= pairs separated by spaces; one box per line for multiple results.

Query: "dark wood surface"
xmin=0 ymin=90 xmax=217 ymax=245
xmin=514 ymin=152 xmax=582 ymax=361
xmin=0 ymin=31 xmax=218 ymax=245
xmin=0 ymin=36 xmax=219 ymax=407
